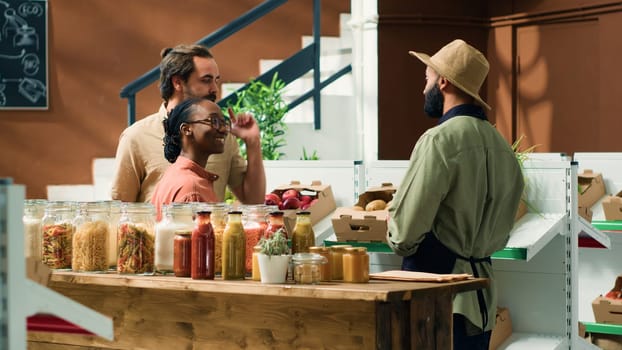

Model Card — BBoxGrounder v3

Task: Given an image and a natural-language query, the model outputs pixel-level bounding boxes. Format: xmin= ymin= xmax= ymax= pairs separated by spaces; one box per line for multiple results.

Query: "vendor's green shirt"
xmin=387 ymin=113 xmax=524 ymax=332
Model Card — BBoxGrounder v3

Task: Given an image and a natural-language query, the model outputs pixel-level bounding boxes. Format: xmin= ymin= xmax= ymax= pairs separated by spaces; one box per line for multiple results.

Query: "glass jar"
xmin=343 ymin=247 xmax=370 ymax=283
xmin=292 ymin=253 xmax=327 ymax=285
xmin=222 ymin=211 xmax=246 ymax=280
xmin=117 ymin=202 xmax=155 ymax=274
xmin=72 ymin=201 xmax=110 ymax=272
xmin=242 ymin=205 xmax=266 ymax=274
xmin=173 ymin=230 xmax=192 ymax=277
xmin=252 ymin=245 xmax=262 ymax=281
xmin=41 ymin=201 xmax=75 ymax=269
xmin=291 ymin=211 xmax=314 ymax=254
xmin=155 ymin=203 xmax=194 ymax=273
xmin=329 ymin=245 xmax=351 ymax=280
xmin=196 ymin=203 xmax=228 ymax=275
xmin=106 ymin=200 xmax=122 ymax=268
xmin=265 ymin=211 xmax=288 ymax=239
xmin=192 ymin=211 xmax=215 ymax=280
xmin=23 ymin=199 xmax=46 ymax=260
xmin=309 ymin=246 xmax=331 ymax=281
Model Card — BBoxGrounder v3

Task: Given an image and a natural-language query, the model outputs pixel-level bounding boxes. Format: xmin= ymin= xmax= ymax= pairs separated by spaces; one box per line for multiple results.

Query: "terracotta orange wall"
xmin=378 ymin=0 xmax=622 ymax=159
xmin=0 ymin=0 xmax=349 ymax=198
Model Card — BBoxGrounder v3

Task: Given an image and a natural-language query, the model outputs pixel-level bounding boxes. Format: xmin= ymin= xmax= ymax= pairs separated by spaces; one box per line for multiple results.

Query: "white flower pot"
xmin=257 ymin=254 xmax=290 ymax=284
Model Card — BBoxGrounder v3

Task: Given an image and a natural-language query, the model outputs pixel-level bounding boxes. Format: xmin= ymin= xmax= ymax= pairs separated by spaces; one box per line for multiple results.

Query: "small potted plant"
xmin=256 ymin=228 xmax=291 ymax=284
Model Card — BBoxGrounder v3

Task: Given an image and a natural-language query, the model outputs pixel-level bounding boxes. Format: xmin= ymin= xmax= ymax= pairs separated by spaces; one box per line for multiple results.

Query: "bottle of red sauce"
xmin=192 ymin=211 xmax=214 ymax=280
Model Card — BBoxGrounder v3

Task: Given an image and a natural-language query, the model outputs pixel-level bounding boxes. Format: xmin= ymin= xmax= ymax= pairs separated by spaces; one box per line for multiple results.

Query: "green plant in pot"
xmin=226 ymin=72 xmax=288 ymax=161
xmin=256 ymin=228 xmax=291 ymax=284
xmin=512 ymin=135 xmax=540 ymax=220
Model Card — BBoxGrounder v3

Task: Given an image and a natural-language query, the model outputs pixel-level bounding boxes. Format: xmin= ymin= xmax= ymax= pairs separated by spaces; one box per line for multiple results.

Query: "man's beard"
xmin=183 ymin=86 xmax=217 ymax=102
xmin=423 ymin=84 xmax=444 ymax=119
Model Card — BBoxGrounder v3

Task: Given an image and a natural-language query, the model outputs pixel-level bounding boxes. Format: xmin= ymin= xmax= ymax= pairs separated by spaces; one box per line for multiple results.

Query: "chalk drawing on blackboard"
xmin=0 ymin=47 xmax=24 ymax=58
xmin=18 ymin=1 xmax=43 ymax=18
xmin=14 ymin=24 xmax=37 ymax=50
xmin=21 ymin=52 xmax=38 ymax=75
xmin=0 ymin=83 xmax=6 ymax=106
xmin=2 ymin=8 xmax=27 ymax=42
xmin=2 ymin=77 xmax=45 ymax=103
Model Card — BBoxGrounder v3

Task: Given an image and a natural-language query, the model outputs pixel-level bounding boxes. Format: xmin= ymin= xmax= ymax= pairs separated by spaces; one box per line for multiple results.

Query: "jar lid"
xmin=175 ymin=229 xmax=192 ymax=236
xmin=309 ymin=246 xmax=329 ymax=253
xmin=292 ymin=253 xmax=327 ymax=264
xmin=329 ymin=245 xmax=352 ymax=252
xmin=296 ymin=211 xmax=311 ymax=215
xmin=344 ymin=247 xmax=367 ymax=253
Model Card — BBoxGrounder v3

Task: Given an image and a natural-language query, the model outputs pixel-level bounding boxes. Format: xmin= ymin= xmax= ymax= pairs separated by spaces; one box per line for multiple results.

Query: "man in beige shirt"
xmin=111 ymin=44 xmax=266 ymax=204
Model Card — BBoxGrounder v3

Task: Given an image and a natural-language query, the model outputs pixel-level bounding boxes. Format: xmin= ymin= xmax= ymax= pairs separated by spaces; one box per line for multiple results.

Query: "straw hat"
xmin=409 ymin=39 xmax=491 ymax=110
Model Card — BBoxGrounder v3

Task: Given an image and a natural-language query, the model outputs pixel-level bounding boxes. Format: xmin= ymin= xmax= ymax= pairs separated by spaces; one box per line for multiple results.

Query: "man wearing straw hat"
xmin=386 ymin=39 xmax=524 ymax=349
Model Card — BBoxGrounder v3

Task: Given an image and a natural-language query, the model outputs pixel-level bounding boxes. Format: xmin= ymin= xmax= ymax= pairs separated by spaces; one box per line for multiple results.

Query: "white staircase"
xmin=222 ymin=13 xmax=358 ymax=161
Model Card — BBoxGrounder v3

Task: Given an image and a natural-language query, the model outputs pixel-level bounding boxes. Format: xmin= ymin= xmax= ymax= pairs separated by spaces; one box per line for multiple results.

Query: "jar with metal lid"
xmin=23 ymin=199 xmax=46 ymax=260
xmin=72 ymin=201 xmax=110 ymax=272
xmin=106 ymin=200 xmax=122 ymax=268
xmin=155 ymin=203 xmax=194 ymax=273
xmin=343 ymin=247 xmax=370 ymax=283
xmin=222 ymin=211 xmax=246 ymax=280
xmin=242 ymin=205 xmax=266 ymax=274
xmin=309 ymin=246 xmax=331 ymax=281
xmin=117 ymin=202 xmax=155 ymax=274
xmin=173 ymin=230 xmax=192 ymax=277
xmin=41 ymin=201 xmax=75 ymax=269
xmin=291 ymin=211 xmax=314 ymax=254
xmin=329 ymin=245 xmax=351 ymax=280
xmin=292 ymin=253 xmax=327 ymax=284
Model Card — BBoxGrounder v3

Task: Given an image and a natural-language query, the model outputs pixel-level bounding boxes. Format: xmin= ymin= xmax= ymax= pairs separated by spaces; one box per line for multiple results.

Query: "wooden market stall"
xmin=28 ymin=272 xmax=487 ymax=349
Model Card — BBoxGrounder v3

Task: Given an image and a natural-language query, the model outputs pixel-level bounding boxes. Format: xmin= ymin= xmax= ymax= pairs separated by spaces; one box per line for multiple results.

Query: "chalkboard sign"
xmin=0 ymin=0 xmax=47 ymax=109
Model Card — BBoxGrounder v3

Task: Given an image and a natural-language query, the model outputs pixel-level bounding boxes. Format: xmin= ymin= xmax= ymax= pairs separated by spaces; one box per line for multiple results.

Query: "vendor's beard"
xmin=423 ymin=84 xmax=444 ymax=119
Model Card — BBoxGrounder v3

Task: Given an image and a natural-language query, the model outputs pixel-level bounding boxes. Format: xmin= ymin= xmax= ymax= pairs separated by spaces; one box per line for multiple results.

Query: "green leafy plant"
xmin=257 ymin=228 xmax=289 ymax=257
xmin=512 ymin=135 xmax=541 ymax=216
xmin=300 ymin=147 xmax=319 ymax=160
xmin=226 ymin=73 xmax=288 ymax=160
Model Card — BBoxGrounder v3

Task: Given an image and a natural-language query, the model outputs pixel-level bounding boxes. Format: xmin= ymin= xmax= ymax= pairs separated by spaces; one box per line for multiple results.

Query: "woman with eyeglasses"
xmin=151 ymin=97 xmax=231 ymax=220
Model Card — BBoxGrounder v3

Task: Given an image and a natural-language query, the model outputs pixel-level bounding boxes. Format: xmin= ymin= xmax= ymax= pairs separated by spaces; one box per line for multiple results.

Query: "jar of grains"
xmin=23 ymin=199 xmax=46 ymax=260
xmin=154 ymin=203 xmax=194 ymax=273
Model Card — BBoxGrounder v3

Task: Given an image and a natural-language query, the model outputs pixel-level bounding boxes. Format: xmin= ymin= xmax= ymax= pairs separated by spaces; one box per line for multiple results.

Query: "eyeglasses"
xmin=186 ymin=115 xmax=231 ymax=132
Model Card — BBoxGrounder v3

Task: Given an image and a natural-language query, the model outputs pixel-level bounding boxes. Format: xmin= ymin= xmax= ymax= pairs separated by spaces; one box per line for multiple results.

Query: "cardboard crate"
xmin=603 ymin=191 xmax=622 ymax=221
xmin=578 ymin=169 xmax=606 ymax=209
xmin=331 ymin=183 xmax=396 ymax=242
xmin=26 ymin=257 xmax=51 ymax=286
xmin=593 ymin=275 xmax=622 ymax=325
xmin=591 ymin=333 xmax=622 ymax=350
xmin=270 ymin=180 xmax=336 ymax=233
xmin=489 ymin=307 xmax=512 ymax=350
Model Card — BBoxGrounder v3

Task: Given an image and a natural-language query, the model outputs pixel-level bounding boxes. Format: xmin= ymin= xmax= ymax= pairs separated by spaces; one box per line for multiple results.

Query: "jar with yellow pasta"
xmin=72 ymin=202 xmax=110 ymax=272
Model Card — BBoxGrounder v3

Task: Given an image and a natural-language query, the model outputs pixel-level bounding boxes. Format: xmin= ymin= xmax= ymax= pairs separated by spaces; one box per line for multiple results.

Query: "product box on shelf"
xmin=592 ymin=275 xmax=622 ymax=325
xmin=331 ymin=183 xmax=396 ymax=242
xmin=489 ymin=307 xmax=512 ymax=350
xmin=268 ymin=180 xmax=336 ymax=233
xmin=602 ymin=190 xmax=622 ymax=221
xmin=578 ymin=170 xmax=606 ymax=216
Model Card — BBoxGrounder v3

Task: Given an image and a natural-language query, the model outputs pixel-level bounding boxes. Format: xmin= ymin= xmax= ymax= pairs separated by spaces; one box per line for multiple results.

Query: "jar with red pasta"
xmin=41 ymin=201 xmax=75 ymax=269
xmin=117 ymin=202 xmax=155 ymax=274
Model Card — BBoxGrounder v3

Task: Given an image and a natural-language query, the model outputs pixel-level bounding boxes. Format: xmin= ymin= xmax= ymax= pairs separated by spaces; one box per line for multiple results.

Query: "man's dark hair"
xmin=159 ymin=44 xmax=214 ymax=101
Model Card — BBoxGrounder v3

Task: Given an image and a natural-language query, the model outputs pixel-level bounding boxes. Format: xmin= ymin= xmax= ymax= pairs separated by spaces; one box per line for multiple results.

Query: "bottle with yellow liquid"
xmin=291 ymin=211 xmax=314 ymax=254
xmin=222 ymin=211 xmax=246 ymax=280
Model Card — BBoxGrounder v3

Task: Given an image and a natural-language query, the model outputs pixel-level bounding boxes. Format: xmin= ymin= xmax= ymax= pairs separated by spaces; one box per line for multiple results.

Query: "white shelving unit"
xmin=361 ymin=158 xmax=605 ymax=348
xmin=573 ymin=153 xmax=622 ymax=341
xmin=1 ymin=180 xmax=113 ymax=349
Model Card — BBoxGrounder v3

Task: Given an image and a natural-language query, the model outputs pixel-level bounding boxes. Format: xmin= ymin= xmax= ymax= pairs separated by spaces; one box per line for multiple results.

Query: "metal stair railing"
xmin=120 ymin=0 xmax=351 ymax=130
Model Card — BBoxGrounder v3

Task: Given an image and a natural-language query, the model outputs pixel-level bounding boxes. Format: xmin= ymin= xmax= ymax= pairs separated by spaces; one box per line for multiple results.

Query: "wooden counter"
xmin=28 ymin=271 xmax=487 ymax=349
